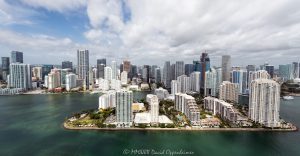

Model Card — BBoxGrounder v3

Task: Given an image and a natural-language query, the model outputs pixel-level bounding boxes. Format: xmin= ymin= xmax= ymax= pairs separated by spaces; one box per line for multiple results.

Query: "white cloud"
xmin=0 ymin=0 xmax=36 ymax=25
xmin=19 ymin=0 xmax=86 ymax=12
xmin=1 ymin=0 xmax=300 ymax=66
xmin=83 ymin=0 xmax=300 ymax=66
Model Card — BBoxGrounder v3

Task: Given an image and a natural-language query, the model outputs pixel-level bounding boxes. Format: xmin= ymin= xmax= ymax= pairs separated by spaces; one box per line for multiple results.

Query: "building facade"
xmin=116 ymin=90 xmax=133 ymax=127
xmin=249 ymin=79 xmax=280 ymax=127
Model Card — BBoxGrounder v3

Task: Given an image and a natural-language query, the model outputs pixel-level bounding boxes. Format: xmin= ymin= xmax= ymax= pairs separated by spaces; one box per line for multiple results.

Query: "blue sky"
xmin=0 ymin=0 xmax=300 ymax=67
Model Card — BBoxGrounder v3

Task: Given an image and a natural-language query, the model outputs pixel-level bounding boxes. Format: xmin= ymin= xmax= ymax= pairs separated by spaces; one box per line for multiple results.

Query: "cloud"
xmin=1 ymin=0 xmax=300 ymax=67
xmin=0 ymin=0 xmax=36 ymax=25
xmin=82 ymin=0 xmax=300 ymax=66
xmin=19 ymin=0 xmax=86 ymax=13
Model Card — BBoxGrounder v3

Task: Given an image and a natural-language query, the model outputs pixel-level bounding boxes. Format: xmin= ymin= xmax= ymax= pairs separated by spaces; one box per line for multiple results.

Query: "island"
xmin=64 ymin=89 xmax=297 ymax=132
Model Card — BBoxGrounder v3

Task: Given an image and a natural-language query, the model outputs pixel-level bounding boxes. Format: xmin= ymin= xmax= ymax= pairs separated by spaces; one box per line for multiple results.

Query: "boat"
xmin=283 ymin=96 xmax=294 ymax=100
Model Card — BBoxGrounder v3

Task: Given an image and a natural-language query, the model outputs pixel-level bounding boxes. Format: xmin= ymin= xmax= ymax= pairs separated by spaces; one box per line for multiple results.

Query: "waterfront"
xmin=0 ymin=93 xmax=300 ymax=156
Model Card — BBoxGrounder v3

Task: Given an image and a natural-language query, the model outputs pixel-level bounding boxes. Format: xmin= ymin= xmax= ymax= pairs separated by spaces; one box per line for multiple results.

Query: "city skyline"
xmin=0 ymin=0 xmax=300 ymax=66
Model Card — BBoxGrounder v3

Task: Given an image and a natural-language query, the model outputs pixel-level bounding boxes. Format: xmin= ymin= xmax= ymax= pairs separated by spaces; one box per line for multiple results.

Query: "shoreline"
xmin=63 ymin=122 xmax=298 ymax=132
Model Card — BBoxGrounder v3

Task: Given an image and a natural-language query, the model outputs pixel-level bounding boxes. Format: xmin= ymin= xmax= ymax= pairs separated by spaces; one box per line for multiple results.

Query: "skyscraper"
xmin=163 ymin=61 xmax=171 ymax=88
xmin=205 ymin=68 xmax=217 ymax=97
xmin=97 ymin=58 xmax=106 ymax=79
xmin=111 ymin=60 xmax=117 ymax=80
xmin=154 ymin=68 xmax=161 ymax=83
xmin=279 ymin=64 xmax=293 ymax=81
xmin=171 ymin=80 xmax=178 ymax=95
xmin=190 ymin=71 xmax=201 ymax=93
xmin=185 ymin=64 xmax=194 ymax=76
xmin=175 ymin=61 xmax=184 ymax=79
xmin=116 ymin=90 xmax=133 ymax=127
xmin=62 ymin=61 xmax=72 ymax=69
xmin=249 ymin=79 xmax=280 ymax=128
xmin=9 ymin=63 xmax=32 ymax=90
xmin=246 ymin=65 xmax=256 ymax=88
xmin=1 ymin=57 xmax=9 ymax=81
xmin=130 ymin=65 xmax=137 ymax=78
xmin=171 ymin=63 xmax=175 ymax=80
xmin=219 ymin=81 xmax=239 ymax=103
xmin=104 ymin=66 xmax=112 ymax=81
xmin=77 ymin=50 xmax=89 ymax=88
xmin=47 ymin=69 xmax=61 ymax=90
xmin=248 ymin=70 xmax=270 ymax=89
xmin=292 ymin=62 xmax=299 ymax=79
xmin=231 ymin=69 xmax=247 ymax=94
xmin=265 ymin=65 xmax=274 ymax=78
xmin=66 ymin=73 xmax=77 ymax=91
xmin=123 ymin=60 xmax=131 ymax=73
xmin=32 ymin=67 xmax=43 ymax=80
xmin=147 ymin=94 xmax=159 ymax=123
xmin=42 ymin=65 xmax=54 ymax=81
xmin=200 ymin=53 xmax=210 ymax=88
xmin=193 ymin=60 xmax=201 ymax=72
xmin=142 ymin=65 xmax=150 ymax=83
xmin=121 ymin=71 xmax=128 ymax=85
xmin=11 ymin=51 xmax=23 ymax=63
xmin=222 ymin=55 xmax=231 ymax=82
xmin=190 ymin=72 xmax=201 ymax=92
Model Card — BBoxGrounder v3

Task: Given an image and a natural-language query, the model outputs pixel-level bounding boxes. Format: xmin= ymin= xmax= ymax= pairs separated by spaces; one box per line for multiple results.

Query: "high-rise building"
xmin=185 ymin=64 xmax=194 ymax=76
xmin=193 ymin=60 xmax=201 ymax=72
xmin=154 ymin=87 xmax=169 ymax=100
xmin=292 ymin=62 xmax=299 ymax=79
xmin=248 ymin=70 xmax=270 ymax=89
xmin=154 ymin=68 xmax=161 ymax=83
xmin=142 ymin=65 xmax=150 ymax=83
xmin=231 ymin=69 xmax=247 ymax=94
xmin=222 ymin=55 xmax=231 ymax=82
xmin=175 ymin=61 xmax=184 ymax=79
xmin=11 ymin=51 xmax=23 ymax=63
xmin=130 ymin=65 xmax=137 ymax=79
xmin=177 ymin=75 xmax=190 ymax=93
xmin=77 ymin=50 xmax=89 ymax=88
xmin=171 ymin=63 xmax=176 ymax=80
xmin=97 ymin=59 xmax=106 ymax=66
xmin=171 ymin=80 xmax=178 ymax=95
xmin=99 ymin=91 xmax=116 ymax=109
xmin=219 ymin=81 xmax=239 ymax=103
xmin=190 ymin=72 xmax=201 ymax=92
xmin=204 ymin=97 xmax=238 ymax=123
xmin=146 ymin=94 xmax=159 ymax=123
xmin=62 ymin=61 xmax=72 ymax=69
xmin=123 ymin=60 xmax=131 ymax=73
xmin=200 ymin=53 xmax=210 ymax=88
xmin=42 ymin=65 xmax=54 ymax=81
xmin=216 ymin=67 xmax=222 ymax=95
xmin=279 ymin=64 xmax=293 ymax=81
xmin=116 ymin=90 xmax=133 ymax=127
xmin=249 ymin=79 xmax=280 ymax=128
xmin=66 ymin=73 xmax=77 ymax=91
xmin=60 ymin=69 xmax=70 ymax=88
xmin=121 ymin=71 xmax=128 ymax=85
xmin=104 ymin=66 xmax=112 ymax=81
xmin=1 ymin=57 xmax=10 ymax=81
xmin=150 ymin=65 xmax=158 ymax=79
xmin=32 ymin=67 xmax=43 ymax=80
xmin=9 ymin=63 xmax=31 ymax=90
xmin=175 ymin=93 xmax=200 ymax=126
xmin=47 ymin=69 xmax=61 ymax=90
xmin=205 ymin=68 xmax=217 ymax=97
xmin=265 ymin=65 xmax=275 ymax=78
xmin=246 ymin=65 xmax=256 ymax=88
xmin=163 ymin=61 xmax=171 ymax=88
xmin=111 ymin=61 xmax=117 ymax=80
xmin=96 ymin=59 xmax=106 ymax=79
